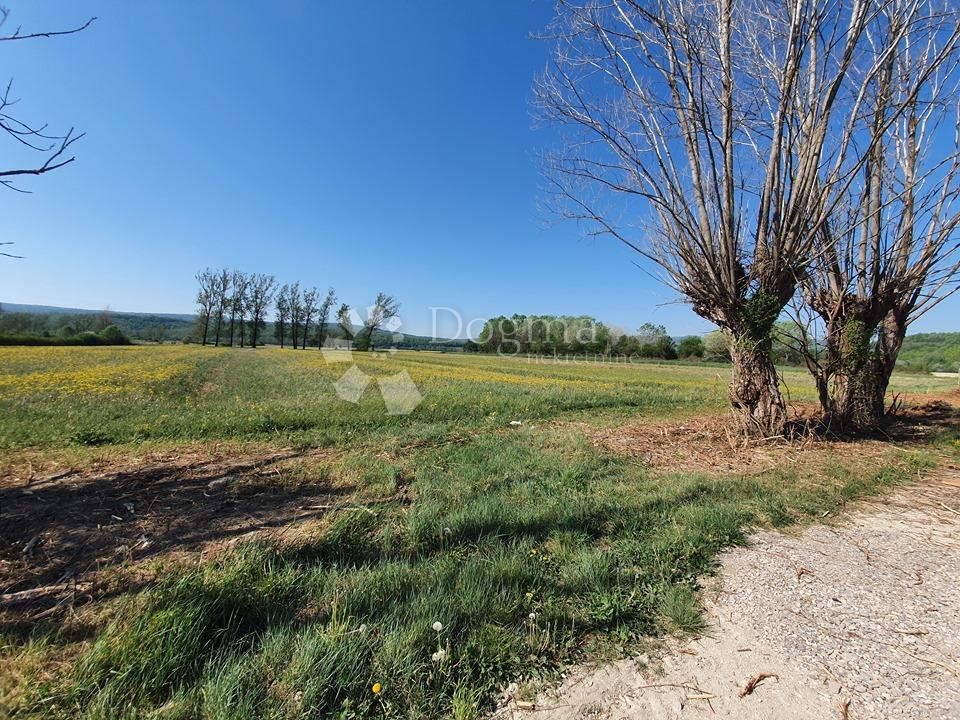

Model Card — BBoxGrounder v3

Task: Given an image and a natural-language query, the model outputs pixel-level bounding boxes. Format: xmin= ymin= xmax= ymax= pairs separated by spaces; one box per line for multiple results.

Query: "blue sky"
xmin=1 ymin=1 xmax=957 ymax=338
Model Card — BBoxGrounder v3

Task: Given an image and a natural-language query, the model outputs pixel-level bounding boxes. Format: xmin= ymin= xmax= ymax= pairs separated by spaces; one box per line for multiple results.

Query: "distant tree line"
xmin=0 ymin=304 xmax=131 ymax=345
xmin=466 ymin=314 xmax=818 ymax=366
xmin=194 ymin=269 xmax=401 ymax=351
xmin=468 ymin=315 xmax=689 ymax=359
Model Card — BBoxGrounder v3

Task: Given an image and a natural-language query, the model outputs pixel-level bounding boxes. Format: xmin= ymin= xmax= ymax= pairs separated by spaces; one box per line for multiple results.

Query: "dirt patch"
xmin=0 ymin=447 xmax=342 ymax=624
xmin=495 ymin=476 xmax=960 ymax=720
xmin=574 ymin=398 xmax=957 ymax=475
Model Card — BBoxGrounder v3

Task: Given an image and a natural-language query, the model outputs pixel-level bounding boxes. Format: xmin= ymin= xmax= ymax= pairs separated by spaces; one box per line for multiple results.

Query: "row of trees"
xmin=195 ymin=269 xmax=401 ymax=351
xmin=470 ymin=316 xmax=684 ymax=358
xmin=272 ymin=283 xmax=337 ymax=350
xmin=468 ymin=315 xmax=737 ymax=361
xmin=467 ymin=314 xmax=815 ymax=365
xmin=540 ymin=0 xmax=960 ymax=434
xmin=195 ymin=269 xmax=279 ymax=348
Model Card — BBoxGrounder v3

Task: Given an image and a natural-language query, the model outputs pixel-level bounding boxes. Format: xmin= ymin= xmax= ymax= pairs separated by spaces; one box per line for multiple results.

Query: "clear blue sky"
xmin=1 ymin=1 xmax=957 ymax=338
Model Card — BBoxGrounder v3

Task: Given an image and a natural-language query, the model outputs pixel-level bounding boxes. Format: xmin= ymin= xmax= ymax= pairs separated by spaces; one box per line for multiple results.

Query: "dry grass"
xmin=571 ymin=395 xmax=958 ymax=476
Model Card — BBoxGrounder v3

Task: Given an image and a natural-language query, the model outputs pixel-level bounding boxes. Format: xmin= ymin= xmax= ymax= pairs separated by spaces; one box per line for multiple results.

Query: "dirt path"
xmin=496 ymin=474 xmax=960 ymax=720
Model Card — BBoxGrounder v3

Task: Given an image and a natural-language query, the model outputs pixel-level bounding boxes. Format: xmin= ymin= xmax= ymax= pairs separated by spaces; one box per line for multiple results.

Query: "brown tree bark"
xmin=818 ymin=309 xmax=906 ymax=432
xmin=728 ymin=337 xmax=786 ymax=437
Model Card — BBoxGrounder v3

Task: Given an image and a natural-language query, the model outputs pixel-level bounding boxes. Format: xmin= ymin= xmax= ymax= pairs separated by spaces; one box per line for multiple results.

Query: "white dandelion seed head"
xmin=432 ymin=621 xmax=443 ymax=632
xmin=431 ymin=649 xmax=448 ymax=662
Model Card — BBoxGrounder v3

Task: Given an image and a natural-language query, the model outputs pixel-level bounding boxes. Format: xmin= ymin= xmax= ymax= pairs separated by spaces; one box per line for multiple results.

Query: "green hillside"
xmin=0 ymin=303 xmax=465 ymax=350
xmin=897 ymin=332 xmax=960 ymax=372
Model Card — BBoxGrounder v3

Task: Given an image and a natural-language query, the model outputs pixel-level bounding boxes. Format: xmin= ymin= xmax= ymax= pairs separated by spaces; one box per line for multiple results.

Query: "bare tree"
xmin=337 ymin=303 xmax=355 ymax=345
xmin=212 ymin=268 xmax=231 ymax=347
xmin=195 ymin=268 xmax=218 ymax=345
xmin=537 ymin=0 xmax=926 ymax=436
xmin=358 ymin=292 xmax=400 ymax=351
xmin=0 ymin=9 xmax=94 ymax=199
xmin=799 ymin=3 xmax=960 ymax=429
xmin=287 ymin=282 xmax=302 ymax=350
xmin=275 ymin=284 xmax=290 ymax=348
xmin=247 ymin=273 xmax=276 ymax=348
xmin=94 ymin=306 xmax=113 ymax=333
xmin=300 ymin=287 xmax=319 ymax=350
xmin=227 ymin=270 xmax=249 ymax=347
xmin=316 ymin=287 xmax=337 ymax=349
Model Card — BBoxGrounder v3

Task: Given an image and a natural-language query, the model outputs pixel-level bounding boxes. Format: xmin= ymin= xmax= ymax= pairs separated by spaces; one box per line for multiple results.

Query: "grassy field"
xmin=1 ymin=346 xmax=956 ymax=719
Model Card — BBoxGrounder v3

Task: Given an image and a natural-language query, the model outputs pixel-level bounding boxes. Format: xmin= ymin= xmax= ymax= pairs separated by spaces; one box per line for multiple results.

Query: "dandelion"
xmin=359 ymin=624 xmax=367 ymax=633
xmin=528 ymin=612 xmax=537 ymax=620
xmin=525 ymin=591 xmax=533 ymax=600
xmin=372 ymin=683 xmax=382 ymax=695
xmin=432 ymin=621 xmax=443 ymax=632
xmin=431 ymin=649 xmax=448 ymax=662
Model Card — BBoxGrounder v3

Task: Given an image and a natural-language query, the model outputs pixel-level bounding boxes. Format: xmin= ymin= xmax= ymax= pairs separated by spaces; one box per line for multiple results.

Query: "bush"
xmin=0 ymin=325 xmax=130 ymax=346
xmin=677 ymin=336 xmax=704 ymax=359
xmin=98 ymin=324 xmax=131 ymax=345
xmin=703 ymin=331 xmax=731 ymax=362
xmin=77 ymin=331 xmax=107 ymax=345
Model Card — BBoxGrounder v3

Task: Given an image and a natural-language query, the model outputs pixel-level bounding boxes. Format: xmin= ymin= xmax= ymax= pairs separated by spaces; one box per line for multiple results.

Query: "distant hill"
xmin=0 ymin=302 xmax=465 ymax=349
xmin=897 ymin=332 xmax=960 ymax=372
xmin=0 ymin=302 xmax=195 ymax=341
xmin=1 ymin=303 xmax=194 ymax=321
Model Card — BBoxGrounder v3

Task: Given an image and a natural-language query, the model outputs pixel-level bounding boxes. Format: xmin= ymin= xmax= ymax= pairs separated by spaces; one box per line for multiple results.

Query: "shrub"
xmin=703 ymin=331 xmax=731 ymax=362
xmin=98 ymin=324 xmax=131 ymax=345
xmin=677 ymin=336 xmax=704 ymax=359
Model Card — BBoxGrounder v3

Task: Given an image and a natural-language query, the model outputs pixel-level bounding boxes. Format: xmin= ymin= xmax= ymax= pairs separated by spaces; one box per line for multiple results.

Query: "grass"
xmin=1 ymin=346 xmax=952 ymax=452
xmin=0 ymin=347 xmax=736 ymax=451
xmin=0 ymin=346 xmax=953 ymax=719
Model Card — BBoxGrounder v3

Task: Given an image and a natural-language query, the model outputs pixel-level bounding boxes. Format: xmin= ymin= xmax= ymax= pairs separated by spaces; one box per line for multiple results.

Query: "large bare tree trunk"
xmin=798 ymin=8 xmax=960 ymax=434
xmin=828 ymin=318 xmax=879 ymax=431
xmin=864 ymin=310 xmax=908 ymax=424
xmin=821 ymin=310 xmax=907 ymax=432
xmin=728 ymin=337 xmax=786 ymax=437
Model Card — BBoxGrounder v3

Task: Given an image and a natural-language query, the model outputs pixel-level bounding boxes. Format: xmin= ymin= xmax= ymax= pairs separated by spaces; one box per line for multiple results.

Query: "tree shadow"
xmin=789 ymin=398 xmax=959 ymax=442
xmin=0 ymin=450 xmax=351 ymax=626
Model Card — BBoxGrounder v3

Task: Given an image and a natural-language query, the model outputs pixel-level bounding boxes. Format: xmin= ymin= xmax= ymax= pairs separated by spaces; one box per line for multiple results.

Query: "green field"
xmin=1 ymin=346 xmax=956 ymax=719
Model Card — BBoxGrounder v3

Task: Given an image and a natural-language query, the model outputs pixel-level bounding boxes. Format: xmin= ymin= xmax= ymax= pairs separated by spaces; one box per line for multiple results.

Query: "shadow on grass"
xmin=0 ymin=451 xmax=350 ymax=627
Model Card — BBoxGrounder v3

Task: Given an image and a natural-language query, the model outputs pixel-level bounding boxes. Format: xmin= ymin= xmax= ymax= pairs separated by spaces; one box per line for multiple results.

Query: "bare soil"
xmin=574 ymin=396 xmax=958 ymax=475
xmin=0 ymin=447 xmax=341 ymax=625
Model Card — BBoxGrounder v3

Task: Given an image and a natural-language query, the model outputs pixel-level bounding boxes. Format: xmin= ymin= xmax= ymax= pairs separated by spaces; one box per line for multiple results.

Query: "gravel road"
xmin=495 ymin=475 xmax=960 ymax=720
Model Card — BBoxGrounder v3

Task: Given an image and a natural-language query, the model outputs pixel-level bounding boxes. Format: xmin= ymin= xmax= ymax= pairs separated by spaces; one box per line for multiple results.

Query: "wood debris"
xmin=839 ymin=697 xmax=851 ymax=719
xmin=739 ymin=672 xmax=779 ymax=698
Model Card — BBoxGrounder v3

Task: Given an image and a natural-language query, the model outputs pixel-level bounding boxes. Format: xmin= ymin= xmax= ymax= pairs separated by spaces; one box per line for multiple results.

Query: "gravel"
xmin=495 ymin=476 xmax=960 ymax=720
xmin=719 ymin=478 xmax=960 ymax=719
